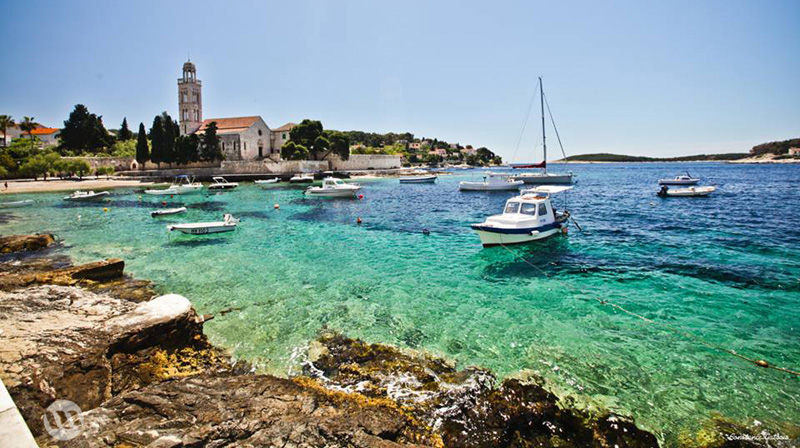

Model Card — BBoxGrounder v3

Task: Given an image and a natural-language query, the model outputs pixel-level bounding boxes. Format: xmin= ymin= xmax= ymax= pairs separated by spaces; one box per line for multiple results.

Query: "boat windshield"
xmin=504 ymin=202 xmax=521 ymax=214
xmin=520 ymin=203 xmax=537 ymax=216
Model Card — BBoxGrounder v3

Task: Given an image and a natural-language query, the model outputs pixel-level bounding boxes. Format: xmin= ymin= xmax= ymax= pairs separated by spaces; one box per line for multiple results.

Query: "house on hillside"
xmin=429 ymin=148 xmax=447 ymax=157
xmin=30 ymin=127 xmax=60 ymax=146
xmin=789 ymin=147 xmax=800 ymax=156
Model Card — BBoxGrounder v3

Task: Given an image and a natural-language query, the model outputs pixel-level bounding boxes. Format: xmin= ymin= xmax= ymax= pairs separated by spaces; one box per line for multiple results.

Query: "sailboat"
xmin=510 ymin=77 xmax=574 ymax=185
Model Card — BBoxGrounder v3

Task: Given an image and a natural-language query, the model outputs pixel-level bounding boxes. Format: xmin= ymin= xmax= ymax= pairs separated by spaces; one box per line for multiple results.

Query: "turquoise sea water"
xmin=1 ymin=163 xmax=798 ymax=444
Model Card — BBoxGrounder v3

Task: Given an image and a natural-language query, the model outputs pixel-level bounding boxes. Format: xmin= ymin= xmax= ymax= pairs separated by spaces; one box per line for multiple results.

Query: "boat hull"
xmin=659 ymin=186 xmax=716 ymax=197
xmin=63 ymin=192 xmax=109 ymax=202
xmin=471 ymin=226 xmax=562 ymax=247
xmin=511 ymin=173 xmax=573 ymax=184
xmin=459 ymin=181 xmax=523 ymax=191
xmin=399 ymin=176 xmax=437 ymax=183
xmin=658 ymin=179 xmax=699 ymax=185
xmin=208 ymin=185 xmax=238 ymax=190
xmin=151 ymin=207 xmax=187 ymax=217
xmin=0 ymin=200 xmax=34 ymax=208
xmin=168 ymin=224 xmax=236 ymax=235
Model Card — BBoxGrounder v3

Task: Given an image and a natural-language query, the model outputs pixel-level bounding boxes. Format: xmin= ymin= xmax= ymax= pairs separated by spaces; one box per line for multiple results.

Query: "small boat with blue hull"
xmin=471 ymin=186 xmax=572 ymax=247
xmin=399 ymin=174 xmax=437 ymax=184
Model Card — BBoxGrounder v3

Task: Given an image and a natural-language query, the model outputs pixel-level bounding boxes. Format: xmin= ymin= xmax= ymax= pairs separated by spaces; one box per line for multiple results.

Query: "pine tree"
xmin=118 ymin=117 xmax=133 ymax=140
xmin=135 ymin=122 xmax=149 ymax=169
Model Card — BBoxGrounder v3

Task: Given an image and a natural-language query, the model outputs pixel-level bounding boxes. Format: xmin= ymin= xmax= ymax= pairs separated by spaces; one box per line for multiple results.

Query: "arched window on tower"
xmin=182 ymin=109 xmax=188 ymax=120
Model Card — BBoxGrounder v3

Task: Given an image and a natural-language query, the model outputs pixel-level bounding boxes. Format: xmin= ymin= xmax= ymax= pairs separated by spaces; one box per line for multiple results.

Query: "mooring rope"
xmin=497 ymin=242 xmax=800 ymax=377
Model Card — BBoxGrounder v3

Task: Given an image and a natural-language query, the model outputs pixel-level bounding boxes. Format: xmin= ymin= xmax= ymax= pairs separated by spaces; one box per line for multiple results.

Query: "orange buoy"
xmin=358 ymin=194 xmax=364 ymax=199
xmin=357 ymin=217 xmax=362 ymax=224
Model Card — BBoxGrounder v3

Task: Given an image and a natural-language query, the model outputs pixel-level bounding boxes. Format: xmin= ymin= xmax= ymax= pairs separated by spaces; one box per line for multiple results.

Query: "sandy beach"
xmin=0 ymin=178 xmax=160 ymax=195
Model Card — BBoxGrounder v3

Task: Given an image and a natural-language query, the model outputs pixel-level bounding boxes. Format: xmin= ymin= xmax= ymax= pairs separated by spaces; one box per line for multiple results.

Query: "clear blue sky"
xmin=1 ymin=0 xmax=798 ymax=160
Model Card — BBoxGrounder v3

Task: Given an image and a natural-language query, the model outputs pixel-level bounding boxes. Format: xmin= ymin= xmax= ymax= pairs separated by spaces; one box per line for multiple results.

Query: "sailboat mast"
xmin=540 ymin=76 xmax=546 ymax=173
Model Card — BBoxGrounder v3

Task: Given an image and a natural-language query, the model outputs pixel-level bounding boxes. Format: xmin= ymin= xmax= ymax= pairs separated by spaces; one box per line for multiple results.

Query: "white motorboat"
xmin=657 ymin=185 xmax=716 ymax=197
xmin=144 ymin=187 xmax=179 ymax=196
xmin=289 ymin=174 xmax=315 ymax=183
xmin=208 ymin=176 xmax=239 ymax=190
xmin=167 ymin=214 xmax=239 ymax=235
xmin=151 ymin=207 xmax=188 ymax=217
xmin=145 ymin=175 xmax=204 ymax=195
xmin=0 ymin=199 xmax=33 ymax=208
xmin=658 ymin=174 xmax=700 ymax=185
xmin=471 ymin=186 xmax=572 ymax=247
xmin=459 ymin=172 xmax=524 ymax=191
xmin=254 ymin=178 xmax=279 ymax=185
xmin=510 ymin=77 xmax=574 ymax=185
xmin=399 ymin=175 xmax=437 ymax=183
xmin=63 ymin=190 xmax=110 ymax=202
xmin=304 ymin=177 xmax=362 ymax=198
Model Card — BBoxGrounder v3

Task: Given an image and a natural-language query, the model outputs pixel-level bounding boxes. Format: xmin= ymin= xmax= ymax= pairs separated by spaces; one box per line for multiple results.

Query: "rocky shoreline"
xmin=0 ymin=235 xmax=787 ymax=447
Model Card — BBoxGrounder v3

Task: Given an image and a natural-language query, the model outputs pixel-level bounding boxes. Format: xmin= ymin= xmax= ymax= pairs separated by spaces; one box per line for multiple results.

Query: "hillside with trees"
xmin=749 ymin=138 xmax=800 ymax=156
xmin=560 ymin=153 xmax=749 ymax=162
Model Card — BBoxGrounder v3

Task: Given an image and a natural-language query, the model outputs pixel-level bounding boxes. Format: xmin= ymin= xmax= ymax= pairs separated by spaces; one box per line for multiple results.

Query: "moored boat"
xmin=167 ymin=214 xmax=239 ymax=235
xmin=208 ymin=176 xmax=239 ymax=190
xmin=289 ymin=174 xmax=315 ymax=183
xmin=459 ymin=172 xmax=524 ymax=191
xmin=63 ymin=190 xmax=110 ymax=202
xmin=471 ymin=186 xmax=572 ymax=247
xmin=657 ymin=185 xmax=716 ymax=197
xmin=145 ymin=175 xmax=204 ymax=195
xmin=151 ymin=207 xmax=188 ymax=217
xmin=399 ymin=175 xmax=437 ymax=183
xmin=509 ymin=77 xmax=574 ymax=185
xmin=0 ymin=199 xmax=34 ymax=208
xmin=304 ymin=177 xmax=362 ymax=198
xmin=658 ymin=173 xmax=700 ymax=185
xmin=254 ymin=178 xmax=279 ymax=185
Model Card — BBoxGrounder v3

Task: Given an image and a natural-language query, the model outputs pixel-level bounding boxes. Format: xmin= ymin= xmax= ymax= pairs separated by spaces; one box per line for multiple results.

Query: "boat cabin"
xmin=322 ymin=178 xmax=346 ymax=188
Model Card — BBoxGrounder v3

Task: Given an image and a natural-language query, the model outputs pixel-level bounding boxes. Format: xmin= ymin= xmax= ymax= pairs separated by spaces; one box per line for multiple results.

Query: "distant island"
xmin=559 ymin=138 xmax=800 ymax=163
xmin=558 ymin=153 xmax=749 ymax=162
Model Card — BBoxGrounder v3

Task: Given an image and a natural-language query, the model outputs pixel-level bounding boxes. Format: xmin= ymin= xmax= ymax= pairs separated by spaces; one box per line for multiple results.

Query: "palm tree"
xmin=19 ymin=116 xmax=36 ymax=150
xmin=0 ymin=115 xmax=14 ymax=147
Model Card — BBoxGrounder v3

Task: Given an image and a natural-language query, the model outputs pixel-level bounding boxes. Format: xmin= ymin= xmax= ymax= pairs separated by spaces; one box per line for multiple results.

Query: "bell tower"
xmin=178 ymin=60 xmax=202 ymax=135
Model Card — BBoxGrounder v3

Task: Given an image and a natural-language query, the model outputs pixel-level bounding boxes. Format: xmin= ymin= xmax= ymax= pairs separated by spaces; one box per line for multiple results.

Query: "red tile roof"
xmin=195 ymin=116 xmax=261 ymax=133
xmin=273 ymin=122 xmax=296 ymax=132
xmin=30 ymin=127 xmax=59 ymax=135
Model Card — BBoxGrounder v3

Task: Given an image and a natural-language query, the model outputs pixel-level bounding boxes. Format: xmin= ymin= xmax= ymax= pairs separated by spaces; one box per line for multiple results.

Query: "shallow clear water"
xmin=2 ymin=163 xmax=798 ymax=444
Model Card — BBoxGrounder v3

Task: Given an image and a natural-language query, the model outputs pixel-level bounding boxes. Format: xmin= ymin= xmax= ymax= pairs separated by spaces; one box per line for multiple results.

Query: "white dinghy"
xmin=151 ymin=207 xmax=188 ymax=217
xmin=459 ymin=172 xmax=524 ymax=191
xmin=304 ymin=177 xmax=362 ymax=198
xmin=0 ymin=200 xmax=34 ymax=208
xmin=63 ymin=190 xmax=110 ymax=202
xmin=167 ymin=214 xmax=239 ymax=235
xmin=658 ymin=173 xmax=700 ymax=186
xmin=254 ymin=178 xmax=279 ymax=185
xmin=657 ymin=185 xmax=716 ymax=197
xmin=471 ymin=186 xmax=572 ymax=247
xmin=399 ymin=175 xmax=437 ymax=184
xmin=289 ymin=174 xmax=315 ymax=184
xmin=208 ymin=176 xmax=239 ymax=190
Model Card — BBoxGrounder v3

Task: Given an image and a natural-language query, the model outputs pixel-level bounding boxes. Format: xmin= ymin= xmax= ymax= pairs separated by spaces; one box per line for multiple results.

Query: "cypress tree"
xmin=150 ymin=115 xmax=163 ymax=168
xmin=135 ymin=122 xmax=149 ymax=169
xmin=201 ymin=122 xmax=222 ymax=161
xmin=160 ymin=112 xmax=176 ymax=165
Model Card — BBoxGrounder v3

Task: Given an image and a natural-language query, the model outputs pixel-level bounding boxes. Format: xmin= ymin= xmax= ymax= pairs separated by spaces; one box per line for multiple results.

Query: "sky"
xmin=1 ymin=0 xmax=798 ymax=161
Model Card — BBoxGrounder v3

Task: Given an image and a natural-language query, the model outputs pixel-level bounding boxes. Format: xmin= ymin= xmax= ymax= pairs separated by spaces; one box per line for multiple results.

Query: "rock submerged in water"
xmin=0 ymin=233 xmax=55 ymax=253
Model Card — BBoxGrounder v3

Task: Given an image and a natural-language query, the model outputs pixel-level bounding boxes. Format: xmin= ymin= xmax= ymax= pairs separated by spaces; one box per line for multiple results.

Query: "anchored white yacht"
xmin=304 ymin=177 xmax=362 ymax=198
xmin=459 ymin=172 xmax=524 ymax=191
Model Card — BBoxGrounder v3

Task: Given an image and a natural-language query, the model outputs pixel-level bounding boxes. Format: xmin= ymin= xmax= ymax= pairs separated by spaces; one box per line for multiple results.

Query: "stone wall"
xmin=63 ymin=157 xmax=134 ymax=172
xmin=329 ymin=154 xmax=402 ymax=170
xmin=220 ymin=160 xmax=328 ymax=174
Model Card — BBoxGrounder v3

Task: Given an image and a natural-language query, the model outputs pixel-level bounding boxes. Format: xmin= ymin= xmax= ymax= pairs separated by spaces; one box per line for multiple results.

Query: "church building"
xmin=177 ymin=60 xmax=294 ymax=161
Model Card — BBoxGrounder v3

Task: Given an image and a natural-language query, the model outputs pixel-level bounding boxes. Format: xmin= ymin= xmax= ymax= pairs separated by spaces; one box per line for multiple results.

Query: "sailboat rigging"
xmin=510 ymin=77 xmax=574 ymax=184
